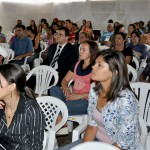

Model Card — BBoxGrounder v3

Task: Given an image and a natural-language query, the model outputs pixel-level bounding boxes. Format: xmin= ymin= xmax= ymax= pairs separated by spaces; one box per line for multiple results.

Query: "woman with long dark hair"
xmin=0 ymin=64 xmax=45 ymax=149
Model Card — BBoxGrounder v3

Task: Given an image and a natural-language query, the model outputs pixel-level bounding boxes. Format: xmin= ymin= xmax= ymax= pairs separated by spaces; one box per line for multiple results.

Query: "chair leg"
xmin=67 ymin=120 xmax=73 ymax=132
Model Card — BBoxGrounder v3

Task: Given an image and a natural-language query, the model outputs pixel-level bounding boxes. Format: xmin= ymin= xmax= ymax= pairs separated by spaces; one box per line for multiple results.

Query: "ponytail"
xmin=24 ymin=86 xmax=36 ymax=100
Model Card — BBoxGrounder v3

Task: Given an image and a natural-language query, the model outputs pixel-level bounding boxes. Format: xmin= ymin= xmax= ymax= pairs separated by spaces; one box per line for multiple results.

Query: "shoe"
xmin=56 ymin=126 xmax=69 ymax=135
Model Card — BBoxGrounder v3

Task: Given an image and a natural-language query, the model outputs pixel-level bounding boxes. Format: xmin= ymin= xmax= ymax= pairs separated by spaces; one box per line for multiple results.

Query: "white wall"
xmin=0 ymin=0 xmax=150 ymax=33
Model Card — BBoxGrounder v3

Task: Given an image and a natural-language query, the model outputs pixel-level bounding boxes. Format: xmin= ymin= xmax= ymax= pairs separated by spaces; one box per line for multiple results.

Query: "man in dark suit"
xmin=43 ymin=27 xmax=79 ymax=86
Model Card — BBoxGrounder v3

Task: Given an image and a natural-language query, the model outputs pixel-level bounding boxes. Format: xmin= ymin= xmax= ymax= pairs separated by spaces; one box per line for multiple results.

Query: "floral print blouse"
xmin=88 ymin=83 xmax=144 ymax=150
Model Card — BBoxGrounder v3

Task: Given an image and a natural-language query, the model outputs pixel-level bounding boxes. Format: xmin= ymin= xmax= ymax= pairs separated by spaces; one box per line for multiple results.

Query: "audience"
xmin=57 ymin=50 xmax=143 ymax=150
xmin=0 ymin=63 xmax=45 ymax=149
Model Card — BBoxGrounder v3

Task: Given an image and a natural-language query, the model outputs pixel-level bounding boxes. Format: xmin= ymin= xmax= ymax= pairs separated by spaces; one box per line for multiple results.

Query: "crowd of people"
xmin=0 ymin=18 xmax=150 ymax=149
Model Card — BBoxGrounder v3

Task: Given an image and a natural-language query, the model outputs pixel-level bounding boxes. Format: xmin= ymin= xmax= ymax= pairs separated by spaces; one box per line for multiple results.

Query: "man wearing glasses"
xmin=43 ymin=27 xmax=79 ymax=86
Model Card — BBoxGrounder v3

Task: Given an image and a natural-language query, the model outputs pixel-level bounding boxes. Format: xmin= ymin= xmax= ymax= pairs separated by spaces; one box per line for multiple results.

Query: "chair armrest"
xmin=72 ymin=123 xmax=87 ymax=142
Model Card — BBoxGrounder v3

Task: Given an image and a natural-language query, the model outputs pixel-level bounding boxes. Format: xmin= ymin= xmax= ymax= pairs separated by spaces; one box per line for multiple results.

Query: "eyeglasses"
xmin=55 ymin=33 xmax=65 ymax=37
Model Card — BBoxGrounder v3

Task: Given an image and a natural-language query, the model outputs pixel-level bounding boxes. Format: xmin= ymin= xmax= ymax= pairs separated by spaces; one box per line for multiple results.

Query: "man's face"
xmin=55 ymin=30 xmax=68 ymax=45
xmin=17 ymin=27 xmax=25 ymax=38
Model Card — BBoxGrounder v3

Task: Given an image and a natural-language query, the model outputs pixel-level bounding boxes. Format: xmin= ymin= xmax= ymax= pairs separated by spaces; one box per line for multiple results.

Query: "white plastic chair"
xmin=137 ymin=60 xmax=147 ymax=81
xmin=70 ymin=141 xmax=119 ymax=150
xmin=33 ymin=41 xmax=48 ymax=67
xmin=5 ymin=32 xmax=14 ymax=43
xmin=0 ymin=43 xmax=10 ymax=49
xmin=4 ymin=48 xmax=15 ymax=63
xmin=36 ymin=96 xmax=68 ymax=150
xmin=127 ymin=64 xmax=137 ymax=82
xmin=132 ymin=56 xmax=140 ymax=71
xmin=26 ymin=65 xmax=58 ymax=96
xmin=130 ymin=82 xmax=150 ymax=128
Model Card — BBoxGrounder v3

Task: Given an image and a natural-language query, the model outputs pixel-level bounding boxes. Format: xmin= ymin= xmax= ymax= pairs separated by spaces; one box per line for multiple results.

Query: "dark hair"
xmin=41 ymin=18 xmax=47 ymax=23
xmin=30 ymin=20 xmax=37 ymax=33
xmin=114 ymin=24 xmax=124 ymax=34
xmin=59 ymin=27 xmax=70 ymax=37
xmin=131 ymin=31 xmax=140 ymax=38
xmin=115 ymin=32 xmax=126 ymax=40
xmin=94 ymin=49 xmax=132 ymax=101
xmin=82 ymin=40 xmax=99 ymax=66
xmin=128 ymin=24 xmax=136 ymax=31
xmin=65 ymin=19 xmax=72 ymax=24
xmin=17 ymin=24 xmax=26 ymax=30
xmin=0 ymin=64 xmax=35 ymax=99
xmin=26 ymin=26 xmax=36 ymax=35
xmin=47 ymin=26 xmax=55 ymax=34
xmin=108 ymin=19 xmax=113 ymax=23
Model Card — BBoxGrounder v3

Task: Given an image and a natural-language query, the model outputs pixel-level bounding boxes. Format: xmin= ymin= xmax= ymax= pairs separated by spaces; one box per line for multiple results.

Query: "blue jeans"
xmin=49 ymin=86 xmax=88 ymax=116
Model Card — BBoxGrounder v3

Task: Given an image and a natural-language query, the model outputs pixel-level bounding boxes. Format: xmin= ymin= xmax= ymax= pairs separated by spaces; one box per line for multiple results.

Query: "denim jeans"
xmin=49 ymin=86 xmax=88 ymax=116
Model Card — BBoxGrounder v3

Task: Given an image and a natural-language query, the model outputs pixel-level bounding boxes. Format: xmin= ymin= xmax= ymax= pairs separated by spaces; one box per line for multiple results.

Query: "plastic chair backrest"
xmin=127 ymin=64 xmax=137 ymax=82
xmin=139 ymin=116 xmax=147 ymax=146
xmin=70 ymin=141 xmax=119 ymax=150
xmin=130 ymin=82 xmax=150 ymax=127
xmin=33 ymin=41 xmax=48 ymax=67
xmin=36 ymin=96 xmax=68 ymax=132
xmin=0 ymin=43 xmax=10 ymax=49
xmin=137 ymin=60 xmax=147 ymax=81
xmin=5 ymin=48 xmax=14 ymax=63
xmin=26 ymin=65 xmax=58 ymax=96
xmin=5 ymin=32 xmax=14 ymax=43
xmin=132 ymin=56 xmax=140 ymax=71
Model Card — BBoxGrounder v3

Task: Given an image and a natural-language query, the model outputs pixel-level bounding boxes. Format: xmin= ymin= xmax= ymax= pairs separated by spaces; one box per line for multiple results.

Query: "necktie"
xmin=51 ymin=46 xmax=62 ymax=68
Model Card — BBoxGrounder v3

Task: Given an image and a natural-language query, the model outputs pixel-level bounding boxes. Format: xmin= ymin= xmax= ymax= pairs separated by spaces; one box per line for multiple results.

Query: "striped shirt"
xmin=0 ymin=94 xmax=45 ymax=150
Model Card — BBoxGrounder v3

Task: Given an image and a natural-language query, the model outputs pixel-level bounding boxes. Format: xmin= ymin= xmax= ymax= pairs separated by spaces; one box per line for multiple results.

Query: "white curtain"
xmin=0 ymin=0 xmax=150 ymax=33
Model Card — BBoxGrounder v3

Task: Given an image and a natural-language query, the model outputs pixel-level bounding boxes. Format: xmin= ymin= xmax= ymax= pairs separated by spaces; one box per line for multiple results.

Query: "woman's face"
xmin=0 ymin=73 xmax=12 ymax=100
xmin=115 ymin=34 xmax=125 ymax=45
xmin=131 ymin=33 xmax=139 ymax=44
xmin=119 ymin=26 xmax=125 ymax=32
xmin=79 ymin=33 xmax=88 ymax=43
xmin=79 ymin=43 xmax=91 ymax=61
xmin=128 ymin=25 xmax=134 ymax=33
xmin=86 ymin=21 xmax=91 ymax=28
xmin=91 ymin=56 xmax=112 ymax=82
xmin=30 ymin=20 xmax=34 ymax=26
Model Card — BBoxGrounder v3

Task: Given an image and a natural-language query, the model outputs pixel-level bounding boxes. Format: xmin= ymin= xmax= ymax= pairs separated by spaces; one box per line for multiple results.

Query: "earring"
xmin=11 ymin=91 xmax=12 ymax=98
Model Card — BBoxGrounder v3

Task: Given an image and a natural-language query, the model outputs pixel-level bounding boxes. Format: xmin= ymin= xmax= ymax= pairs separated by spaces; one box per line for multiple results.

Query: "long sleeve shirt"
xmin=0 ymin=94 xmax=45 ymax=150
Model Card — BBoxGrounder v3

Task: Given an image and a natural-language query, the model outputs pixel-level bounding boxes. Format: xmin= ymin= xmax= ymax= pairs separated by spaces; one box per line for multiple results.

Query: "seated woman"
xmin=26 ymin=26 xmax=41 ymax=68
xmin=81 ymin=21 xmax=93 ymax=38
xmin=57 ymin=50 xmax=143 ymax=150
xmin=50 ymin=40 xmax=99 ymax=116
xmin=0 ymin=64 xmax=45 ymax=149
xmin=127 ymin=31 xmax=147 ymax=60
xmin=112 ymin=32 xmax=133 ymax=64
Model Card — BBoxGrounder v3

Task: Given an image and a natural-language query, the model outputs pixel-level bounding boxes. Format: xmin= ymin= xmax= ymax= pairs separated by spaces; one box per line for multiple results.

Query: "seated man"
xmin=10 ymin=25 xmax=33 ymax=65
xmin=128 ymin=31 xmax=147 ymax=60
xmin=43 ymin=27 xmax=79 ymax=86
xmin=100 ymin=23 xmax=114 ymax=45
xmin=0 ymin=26 xmax=6 ymax=43
xmin=0 ymin=46 xmax=8 ymax=64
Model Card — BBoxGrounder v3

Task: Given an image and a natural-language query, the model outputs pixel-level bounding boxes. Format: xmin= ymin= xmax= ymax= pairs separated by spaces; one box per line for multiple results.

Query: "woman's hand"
xmin=66 ymin=93 xmax=82 ymax=100
xmin=0 ymin=100 xmax=5 ymax=109
xmin=62 ymin=86 xmax=71 ymax=98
